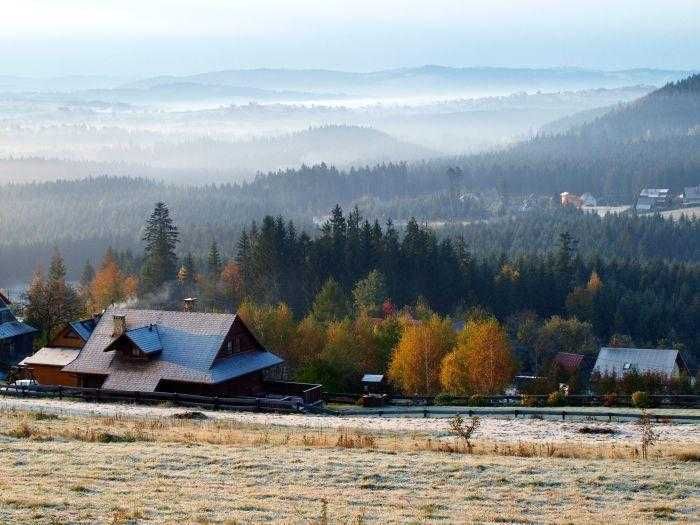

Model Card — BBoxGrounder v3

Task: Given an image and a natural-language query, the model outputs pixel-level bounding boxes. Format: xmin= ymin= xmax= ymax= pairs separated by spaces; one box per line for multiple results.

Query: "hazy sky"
xmin=0 ymin=0 xmax=697 ymax=77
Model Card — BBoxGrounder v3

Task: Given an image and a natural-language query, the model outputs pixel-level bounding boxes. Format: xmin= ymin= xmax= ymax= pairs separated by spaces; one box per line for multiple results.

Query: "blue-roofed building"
xmin=63 ymin=307 xmax=289 ymax=398
xmin=0 ymin=290 xmax=37 ymax=371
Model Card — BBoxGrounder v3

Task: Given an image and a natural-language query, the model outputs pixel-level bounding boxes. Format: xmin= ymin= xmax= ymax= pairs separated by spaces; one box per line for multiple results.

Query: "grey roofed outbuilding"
xmin=63 ymin=307 xmax=283 ymax=392
xmin=592 ymin=347 xmax=687 ymax=377
xmin=362 ymin=374 xmax=385 ymax=383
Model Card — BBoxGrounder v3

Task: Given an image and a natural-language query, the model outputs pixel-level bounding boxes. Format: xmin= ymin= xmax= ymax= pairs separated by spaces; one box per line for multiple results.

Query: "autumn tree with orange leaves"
xmin=440 ymin=318 xmax=516 ymax=395
xmin=388 ymin=314 xmax=455 ymax=395
xmin=90 ymin=250 xmax=138 ymax=311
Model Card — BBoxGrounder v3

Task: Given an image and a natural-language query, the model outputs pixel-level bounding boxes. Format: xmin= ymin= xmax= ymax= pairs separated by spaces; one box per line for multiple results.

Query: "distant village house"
xmin=635 ymin=188 xmax=671 ymax=213
xmin=592 ymin=347 xmax=689 ymax=378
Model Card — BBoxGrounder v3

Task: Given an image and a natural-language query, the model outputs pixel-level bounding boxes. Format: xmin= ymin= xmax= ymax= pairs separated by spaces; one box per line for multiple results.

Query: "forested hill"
xmin=563 ymin=73 xmax=700 ymax=141
xmin=1 ymin=175 xmax=699 ymax=283
xmin=240 ymin=76 xmax=700 ymax=199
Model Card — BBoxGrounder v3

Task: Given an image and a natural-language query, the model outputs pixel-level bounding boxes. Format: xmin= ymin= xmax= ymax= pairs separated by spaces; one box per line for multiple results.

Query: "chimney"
xmin=112 ymin=315 xmax=127 ymax=337
xmin=183 ymin=297 xmax=198 ymax=313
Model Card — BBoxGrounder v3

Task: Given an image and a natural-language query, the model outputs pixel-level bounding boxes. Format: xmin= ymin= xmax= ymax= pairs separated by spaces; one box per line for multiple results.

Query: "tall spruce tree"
xmin=141 ymin=202 xmax=179 ymax=293
xmin=207 ymin=241 xmax=222 ymax=277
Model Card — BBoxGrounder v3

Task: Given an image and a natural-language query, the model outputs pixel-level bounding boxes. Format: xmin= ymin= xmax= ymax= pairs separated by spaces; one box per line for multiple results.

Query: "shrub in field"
xmin=637 ymin=410 xmax=659 ymax=460
xmin=434 ymin=393 xmax=455 ymax=406
xmin=448 ymin=413 xmax=480 ymax=453
xmin=547 ymin=391 xmax=567 ymax=407
xmin=468 ymin=394 xmax=489 ymax=407
xmin=632 ymin=391 xmax=651 ymax=408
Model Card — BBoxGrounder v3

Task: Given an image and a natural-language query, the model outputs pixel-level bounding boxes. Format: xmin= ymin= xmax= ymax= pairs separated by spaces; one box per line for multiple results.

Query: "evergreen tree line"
xmin=21 ymin=202 xmax=699 ymax=393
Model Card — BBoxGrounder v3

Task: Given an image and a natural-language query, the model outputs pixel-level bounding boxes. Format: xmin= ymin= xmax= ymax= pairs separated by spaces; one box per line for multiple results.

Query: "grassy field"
xmin=0 ymin=407 xmax=698 ymax=523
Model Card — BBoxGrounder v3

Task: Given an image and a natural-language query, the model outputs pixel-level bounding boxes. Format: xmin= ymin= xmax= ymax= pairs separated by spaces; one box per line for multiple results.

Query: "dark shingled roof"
xmin=63 ymin=307 xmax=283 ymax=391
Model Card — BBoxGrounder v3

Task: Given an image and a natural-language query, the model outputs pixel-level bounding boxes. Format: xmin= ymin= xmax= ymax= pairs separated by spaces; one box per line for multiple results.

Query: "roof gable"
xmin=105 ymin=325 xmax=163 ymax=355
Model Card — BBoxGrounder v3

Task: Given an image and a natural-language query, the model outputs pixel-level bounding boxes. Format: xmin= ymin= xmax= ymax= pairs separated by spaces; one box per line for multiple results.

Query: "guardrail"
xmin=0 ymin=384 xmax=308 ymax=413
xmin=323 ymin=392 xmax=700 ymax=408
xmin=330 ymin=406 xmax=700 ymax=422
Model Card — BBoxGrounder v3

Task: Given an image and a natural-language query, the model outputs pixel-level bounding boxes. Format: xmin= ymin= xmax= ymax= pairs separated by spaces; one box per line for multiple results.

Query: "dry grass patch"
xmin=0 ymin=408 xmax=697 ymax=462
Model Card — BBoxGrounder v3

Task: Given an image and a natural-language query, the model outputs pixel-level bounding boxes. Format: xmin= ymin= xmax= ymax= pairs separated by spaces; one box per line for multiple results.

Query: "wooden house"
xmin=62 ymin=307 xmax=285 ymax=396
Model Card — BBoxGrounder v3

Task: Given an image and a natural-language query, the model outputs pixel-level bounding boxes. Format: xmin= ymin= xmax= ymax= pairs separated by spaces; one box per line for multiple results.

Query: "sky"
xmin=0 ymin=0 xmax=698 ymax=77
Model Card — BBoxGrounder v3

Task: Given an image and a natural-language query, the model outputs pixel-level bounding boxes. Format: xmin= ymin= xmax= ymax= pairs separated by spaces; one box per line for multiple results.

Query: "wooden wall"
xmin=158 ymin=371 xmax=266 ymax=397
xmin=26 ymin=365 xmax=79 ymax=387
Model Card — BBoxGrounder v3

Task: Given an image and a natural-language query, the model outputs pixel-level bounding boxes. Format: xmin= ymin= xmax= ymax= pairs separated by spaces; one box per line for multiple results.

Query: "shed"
xmin=361 ymin=373 xmax=386 ymax=393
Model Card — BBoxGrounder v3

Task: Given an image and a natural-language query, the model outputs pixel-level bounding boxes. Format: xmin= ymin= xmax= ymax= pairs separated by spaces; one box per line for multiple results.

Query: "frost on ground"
xmin=1 ymin=396 xmax=698 ymax=445
xmin=0 ymin=399 xmax=698 ymax=523
xmin=0 ymin=436 xmax=698 ymax=523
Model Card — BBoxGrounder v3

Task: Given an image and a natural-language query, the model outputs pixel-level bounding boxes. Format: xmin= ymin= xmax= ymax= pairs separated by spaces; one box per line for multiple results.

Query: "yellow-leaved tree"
xmin=90 ymin=251 xmax=138 ymax=311
xmin=388 ymin=314 xmax=455 ymax=395
xmin=441 ymin=318 xmax=516 ymax=395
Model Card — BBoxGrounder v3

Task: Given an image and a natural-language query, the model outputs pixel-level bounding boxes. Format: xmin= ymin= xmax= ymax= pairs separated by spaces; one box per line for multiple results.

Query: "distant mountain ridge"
xmin=122 ymin=66 xmax=695 ymax=97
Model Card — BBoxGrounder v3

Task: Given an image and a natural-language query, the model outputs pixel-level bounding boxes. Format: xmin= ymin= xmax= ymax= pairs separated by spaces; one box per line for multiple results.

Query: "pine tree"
xmin=207 ymin=241 xmax=222 ymax=277
xmin=29 ymin=250 xmax=82 ymax=338
xmin=141 ymin=202 xmax=179 ymax=293
xmin=79 ymin=260 xmax=95 ymax=289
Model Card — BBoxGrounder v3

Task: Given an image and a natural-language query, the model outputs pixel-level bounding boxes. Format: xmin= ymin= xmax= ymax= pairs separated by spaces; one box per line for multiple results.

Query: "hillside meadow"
xmin=0 ymin=407 xmax=697 ymax=523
